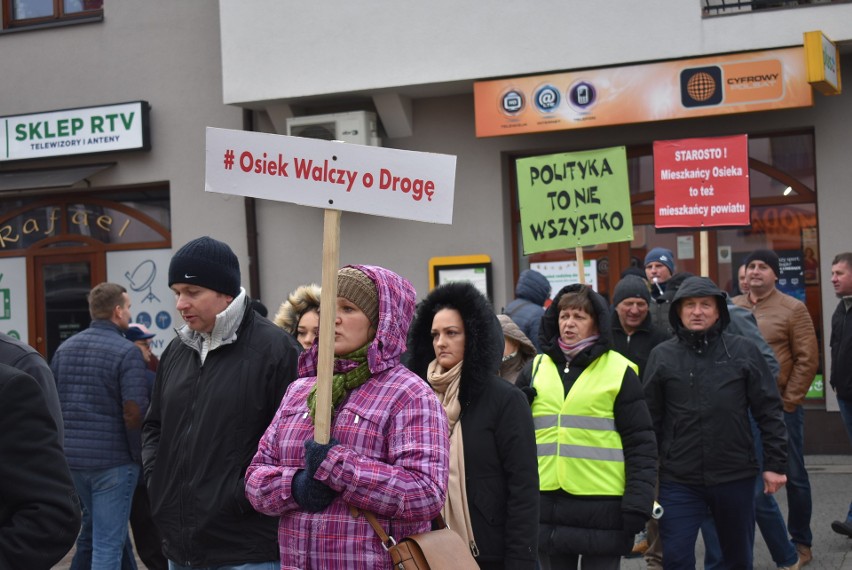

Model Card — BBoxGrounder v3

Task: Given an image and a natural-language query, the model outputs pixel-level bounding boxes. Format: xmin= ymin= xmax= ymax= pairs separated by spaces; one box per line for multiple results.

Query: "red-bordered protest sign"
xmin=653 ymin=134 xmax=750 ymax=229
xmin=205 ymin=127 xmax=457 ymax=442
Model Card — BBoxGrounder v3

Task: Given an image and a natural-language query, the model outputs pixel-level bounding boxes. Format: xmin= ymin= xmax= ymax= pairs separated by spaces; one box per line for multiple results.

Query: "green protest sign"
xmin=516 ymin=146 xmax=633 ymax=254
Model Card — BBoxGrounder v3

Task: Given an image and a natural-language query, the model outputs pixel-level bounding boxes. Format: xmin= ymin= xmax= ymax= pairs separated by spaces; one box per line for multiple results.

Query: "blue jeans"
xmin=838 ymin=397 xmax=852 ymax=522
xmin=752 ymin=414 xmax=799 ymax=567
xmin=659 ymin=478 xmax=755 ymax=569
xmin=168 ymin=562 xmax=278 ymax=570
xmin=71 ymin=464 xmax=139 ymax=570
xmin=69 ymin=511 xmax=137 ymax=570
xmin=784 ymin=406 xmax=813 ymax=547
xmin=701 ymin=414 xmax=798 ymax=568
xmin=699 ymin=515 xmax=724 ymax=570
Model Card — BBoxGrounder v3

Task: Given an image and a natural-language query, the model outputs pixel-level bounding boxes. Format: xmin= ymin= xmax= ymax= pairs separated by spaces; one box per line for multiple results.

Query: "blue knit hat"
xmin=644 ymin=247 xmax=675 ymax=275
xmin=168 ymin=236 xmax=241 ymax=297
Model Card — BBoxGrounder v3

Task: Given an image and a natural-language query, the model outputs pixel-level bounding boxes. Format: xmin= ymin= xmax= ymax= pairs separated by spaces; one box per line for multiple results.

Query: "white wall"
xmin=255 ymin=95 xmax=515 ymax=310
xmin=219 ymin=0 xmax=852 ymax=106
xmin=813 ymin=57 xmax=852 ymax=410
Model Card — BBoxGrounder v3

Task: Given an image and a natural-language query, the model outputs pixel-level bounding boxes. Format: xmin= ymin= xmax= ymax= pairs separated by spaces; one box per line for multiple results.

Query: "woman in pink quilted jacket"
xmin=246 ymin=265 xmax=450 ymax=570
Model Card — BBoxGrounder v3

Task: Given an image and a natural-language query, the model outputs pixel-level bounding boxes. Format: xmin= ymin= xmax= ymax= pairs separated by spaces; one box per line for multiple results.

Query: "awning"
xmin=0 ymin=163 xmax=115 ymax=193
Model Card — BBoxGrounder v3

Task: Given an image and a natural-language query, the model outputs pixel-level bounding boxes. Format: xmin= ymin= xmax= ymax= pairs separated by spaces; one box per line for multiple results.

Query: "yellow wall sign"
xmin=804 ymin=31 xmax=841 ymax=96
xmin=428 ymin=255 xmax=492 ymax=300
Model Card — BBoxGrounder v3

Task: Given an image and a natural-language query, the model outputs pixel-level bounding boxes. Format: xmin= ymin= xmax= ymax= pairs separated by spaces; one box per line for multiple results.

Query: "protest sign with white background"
xmin=205 ymin=127 xmax=456 ymax=224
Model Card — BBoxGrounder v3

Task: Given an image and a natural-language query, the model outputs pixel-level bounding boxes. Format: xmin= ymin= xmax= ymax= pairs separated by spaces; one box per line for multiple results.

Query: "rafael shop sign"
xmin=205 ymin=128 xmax=456 ymax=224
xmin=653 ymin=135 xmax=750 ymax=229
xmin=516 ymin=146 xmax=633 ymax=254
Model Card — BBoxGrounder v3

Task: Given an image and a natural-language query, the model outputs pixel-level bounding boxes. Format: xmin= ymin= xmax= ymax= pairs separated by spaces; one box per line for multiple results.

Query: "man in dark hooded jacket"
xmin=504 ymin=269 xmax=551 ymax=352
xmin=644 ymin=276 xmax=787 ymax=569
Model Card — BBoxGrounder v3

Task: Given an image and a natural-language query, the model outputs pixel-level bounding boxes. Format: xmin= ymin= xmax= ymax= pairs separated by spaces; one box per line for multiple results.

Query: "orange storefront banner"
xmin=474 ymin=47 xmax=812 ymax=138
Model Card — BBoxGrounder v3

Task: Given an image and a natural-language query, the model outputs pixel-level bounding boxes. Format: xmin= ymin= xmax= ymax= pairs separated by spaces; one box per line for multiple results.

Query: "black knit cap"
xmin=168 ymin=236 xmax=241 ymax=297
xmin=612 ymin=275 xmax=651 ymax=307
xmin=744 ymin=248 xmax=780 ymax=278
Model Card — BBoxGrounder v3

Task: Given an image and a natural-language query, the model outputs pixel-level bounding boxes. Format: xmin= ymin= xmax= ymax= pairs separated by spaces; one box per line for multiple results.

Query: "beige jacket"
xmin=733 ymin=287 xmax=818 ymax=411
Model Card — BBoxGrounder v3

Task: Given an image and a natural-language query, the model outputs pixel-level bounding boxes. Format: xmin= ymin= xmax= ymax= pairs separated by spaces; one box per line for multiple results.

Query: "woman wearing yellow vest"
xmin=408 ymin=281 xmax=540 ymax=569
xmin=515 ymin=284 xmax=657 ymax=569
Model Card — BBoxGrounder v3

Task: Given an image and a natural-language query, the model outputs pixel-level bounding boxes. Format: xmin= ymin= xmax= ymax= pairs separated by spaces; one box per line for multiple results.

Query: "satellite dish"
xmin=126 ymin=259 xmax=160 ymax=303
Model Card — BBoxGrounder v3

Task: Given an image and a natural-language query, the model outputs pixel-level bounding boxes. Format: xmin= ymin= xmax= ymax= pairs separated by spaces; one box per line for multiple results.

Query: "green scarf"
xmin=307 ymin=344 xmax=371 ymax=423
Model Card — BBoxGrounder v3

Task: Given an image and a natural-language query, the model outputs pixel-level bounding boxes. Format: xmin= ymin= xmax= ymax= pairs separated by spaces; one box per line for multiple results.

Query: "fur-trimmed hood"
xmin=273 ymin=284 xmax=321 ymax=335
xmin=407 ymin=282 xmax=503 ymax=406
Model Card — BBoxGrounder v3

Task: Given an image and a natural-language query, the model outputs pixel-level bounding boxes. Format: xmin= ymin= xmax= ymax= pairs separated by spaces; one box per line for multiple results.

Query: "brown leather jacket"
xmin=733 ymin=288 xmax=819 ymax=411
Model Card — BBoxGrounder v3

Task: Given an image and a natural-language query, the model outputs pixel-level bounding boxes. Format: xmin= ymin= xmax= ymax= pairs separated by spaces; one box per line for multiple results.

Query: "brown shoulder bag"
xmin=353 ymin=507 xmax=480 ymax=570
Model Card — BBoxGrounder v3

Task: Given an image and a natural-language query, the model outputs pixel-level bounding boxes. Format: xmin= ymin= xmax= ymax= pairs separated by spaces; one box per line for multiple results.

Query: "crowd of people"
xmin=3 ymin=236 xmax=851 ymax=570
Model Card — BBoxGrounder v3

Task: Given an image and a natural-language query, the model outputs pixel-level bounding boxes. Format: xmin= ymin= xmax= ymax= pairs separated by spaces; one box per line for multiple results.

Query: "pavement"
xmin=53 ymin=455 xmax=852 ymax=569
xmin=622 ymin=455 xmax=852 ymax=569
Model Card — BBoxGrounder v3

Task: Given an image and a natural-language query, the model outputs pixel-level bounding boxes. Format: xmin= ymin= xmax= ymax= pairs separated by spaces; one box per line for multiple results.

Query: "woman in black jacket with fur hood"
xmin=408 ymin=282 xmax=539 ymax=570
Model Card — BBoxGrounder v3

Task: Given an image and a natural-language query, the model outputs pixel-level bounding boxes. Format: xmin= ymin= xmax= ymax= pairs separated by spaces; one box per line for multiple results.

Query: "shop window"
xmin=632 ymin=132 xmax=817 ymax=289
xmin=703 ymin=0 xmax=852 ymax=18
xmin=511 ymin=130 xmax=827 ymax=409
xmin=0 ymin=188 xmax=169 ymax=253
xmin=511 ymin=131 xmax=818 ymax=301
xmin=2 ymin=0 xmax=103 ymax=30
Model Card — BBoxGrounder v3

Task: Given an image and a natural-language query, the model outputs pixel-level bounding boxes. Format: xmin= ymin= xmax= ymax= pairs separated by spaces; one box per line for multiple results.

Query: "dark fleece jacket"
xmin=516 ymin=284 xmax=657 ymax=557
xmin=408 ymin=282 xmax=539 ymax=569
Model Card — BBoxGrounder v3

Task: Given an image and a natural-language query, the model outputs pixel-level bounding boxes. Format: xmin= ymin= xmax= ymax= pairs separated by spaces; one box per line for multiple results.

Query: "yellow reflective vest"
xmin=530 ymin=351 xmax=637 ymax=496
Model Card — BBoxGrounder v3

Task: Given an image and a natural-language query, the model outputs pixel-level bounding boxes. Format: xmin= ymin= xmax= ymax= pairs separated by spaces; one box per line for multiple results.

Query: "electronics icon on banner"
xmin=125 ymin=259 xmax=160 ymax=303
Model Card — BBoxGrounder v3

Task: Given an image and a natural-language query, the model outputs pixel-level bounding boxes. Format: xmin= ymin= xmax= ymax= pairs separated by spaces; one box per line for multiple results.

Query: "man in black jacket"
xmin=644 ymin=276 xmax=787 ymax=569
xmin=610 ymin=275 xmax=668 ymax=381
xmin=0 ymin=332 xmax=64 ymax=442
xmin=609 ymin=274 xmax=669 ymax=560
xmin=0 ymin=363 xmax=81 ymax=569
xmin=142 ymin=237 xmax=300 ymax=569
xmin=644 ymin=247 xmax=676 ymax=333
xmin=829 ymin=252 xmax=852 ymax=538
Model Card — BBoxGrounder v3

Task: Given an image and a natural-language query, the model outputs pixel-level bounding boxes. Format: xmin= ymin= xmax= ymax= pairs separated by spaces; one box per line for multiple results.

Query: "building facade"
xmin=2 ymin=0 xmax=851 ymax=451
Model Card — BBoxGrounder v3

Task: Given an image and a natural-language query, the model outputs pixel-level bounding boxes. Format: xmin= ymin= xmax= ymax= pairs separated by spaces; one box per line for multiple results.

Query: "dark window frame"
xmin=2 ymin=0 xmax=103 ymax=30
xmin=702 ymin=0 xmax=852 ymax=18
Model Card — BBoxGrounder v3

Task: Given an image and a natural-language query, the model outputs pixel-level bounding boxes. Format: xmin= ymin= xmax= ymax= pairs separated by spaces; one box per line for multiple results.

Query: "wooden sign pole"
xmin=575 ymin=247 xmax=586 ymax=285
xmin=700 ymin=230 xmax=710 ymax=277
xmin=314 ymin=209 xmax=341 ymax=444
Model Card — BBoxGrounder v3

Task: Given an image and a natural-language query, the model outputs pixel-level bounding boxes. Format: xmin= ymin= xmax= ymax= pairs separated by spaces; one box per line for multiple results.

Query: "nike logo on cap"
xmin=185 ymin=274 xmax=197 ymax=279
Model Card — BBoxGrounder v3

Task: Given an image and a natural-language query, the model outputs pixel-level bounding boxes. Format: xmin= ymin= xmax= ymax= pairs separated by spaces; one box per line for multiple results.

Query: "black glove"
xmin=623 ymin=512 xmax=648 ymax=535
xmin=520 ymin=386 xmax=537 ymax=406
xmin=304 ymin=437 xmax=339 ymax=478
xmin=291 ymin=469 xmax=337 ymax=512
